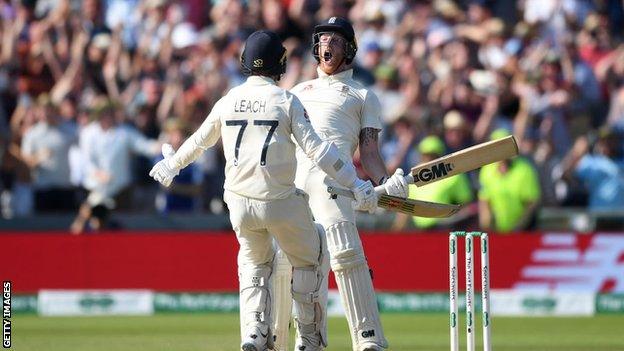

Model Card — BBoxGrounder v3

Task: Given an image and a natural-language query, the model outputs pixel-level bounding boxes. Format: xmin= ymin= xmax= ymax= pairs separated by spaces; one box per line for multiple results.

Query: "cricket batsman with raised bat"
xmin=149 ymin=30 xmax=377 ymax=351
xmin=272 ymin=17 xmax=409 ymax=351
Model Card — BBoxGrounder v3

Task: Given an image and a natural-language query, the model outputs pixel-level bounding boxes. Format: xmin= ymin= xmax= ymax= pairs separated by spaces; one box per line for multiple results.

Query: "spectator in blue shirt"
xmin=562 ymin=128 xmax=624 ymax=210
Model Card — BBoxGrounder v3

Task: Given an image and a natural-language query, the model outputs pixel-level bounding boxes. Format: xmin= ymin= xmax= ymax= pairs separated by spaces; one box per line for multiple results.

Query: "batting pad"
xmin=270 ymin=248 xmax=292 ymax=351
xmin=292 ymin=225 xmax=328 ymax=349
xmin=326 ymin=222 xmax=388 ymax=350
xmin=239 ymin=263 xmax=273 ymax=332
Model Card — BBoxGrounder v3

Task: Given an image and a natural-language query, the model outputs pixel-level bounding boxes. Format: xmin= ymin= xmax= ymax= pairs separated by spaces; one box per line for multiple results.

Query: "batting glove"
xmin=381 ymin=168 xmax=409 ymax=198
xmin=351 ymin=179 xmax=378 ymax=214
xmin=149 ymin=144 xmax=180 ymax=187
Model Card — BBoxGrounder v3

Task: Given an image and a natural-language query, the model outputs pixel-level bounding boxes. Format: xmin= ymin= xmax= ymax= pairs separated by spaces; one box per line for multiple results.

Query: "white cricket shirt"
xmin=291 ymin=68 xmax=382 ymax=170
xmin=170 ymin=76 xmax=333 ymax=201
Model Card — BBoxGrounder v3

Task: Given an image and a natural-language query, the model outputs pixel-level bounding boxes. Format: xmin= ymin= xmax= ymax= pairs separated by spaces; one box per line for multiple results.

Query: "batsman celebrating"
xmin=149 ymin=30 xmax=377 ymax=351
xmin=272 ymin=17 xmax=408 ymax=351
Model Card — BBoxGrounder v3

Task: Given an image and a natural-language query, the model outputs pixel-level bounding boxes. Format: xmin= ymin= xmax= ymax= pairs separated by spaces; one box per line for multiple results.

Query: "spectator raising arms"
xmin=0 ymin=0 xmax=620 ymax=228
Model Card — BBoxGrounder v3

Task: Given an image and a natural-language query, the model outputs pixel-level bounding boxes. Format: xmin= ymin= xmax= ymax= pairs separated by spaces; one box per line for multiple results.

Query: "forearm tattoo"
xmin=359 ymin=128 xmax=379 ymax=147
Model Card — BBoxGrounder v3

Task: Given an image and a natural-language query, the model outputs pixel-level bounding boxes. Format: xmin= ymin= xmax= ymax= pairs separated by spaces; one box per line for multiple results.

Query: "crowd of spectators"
xmin=0 ymin=0 xmax=623 ymax=232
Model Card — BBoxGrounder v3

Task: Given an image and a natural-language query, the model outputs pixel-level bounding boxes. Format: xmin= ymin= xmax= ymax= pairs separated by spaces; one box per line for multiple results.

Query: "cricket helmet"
xmin=312 ymin=17 xmax=358 ymax=65
xmin=241 ymin=30 xmax=287 ymax=78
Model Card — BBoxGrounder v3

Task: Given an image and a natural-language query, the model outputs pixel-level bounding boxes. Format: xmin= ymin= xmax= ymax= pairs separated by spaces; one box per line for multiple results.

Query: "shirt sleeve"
xmin=169 ymin=97 xmax=225 ymax=170
xmin=290 ymin=96 xmax=325 ymax=159
xmin=360 ymin=90 xmax=383 ymax=130
xmin=129 ymin=128 xmax=159 ymax=156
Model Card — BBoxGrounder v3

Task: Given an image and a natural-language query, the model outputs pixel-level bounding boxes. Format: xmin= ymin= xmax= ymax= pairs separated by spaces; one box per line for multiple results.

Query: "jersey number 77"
xmin=226 ymin=119 xmax=279 ymax=166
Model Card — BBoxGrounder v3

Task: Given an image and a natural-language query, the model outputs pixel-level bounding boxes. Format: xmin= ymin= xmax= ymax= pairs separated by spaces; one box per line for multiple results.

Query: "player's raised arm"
xmin=149 ymin=99 xmax=224 ymax=187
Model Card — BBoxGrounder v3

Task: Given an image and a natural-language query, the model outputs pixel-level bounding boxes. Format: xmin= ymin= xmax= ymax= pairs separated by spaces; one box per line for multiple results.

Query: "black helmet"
xmin=312 ymin=17 xmax=358 ymax=65
xmin=241 ymin=30 xmax=287 ymax=78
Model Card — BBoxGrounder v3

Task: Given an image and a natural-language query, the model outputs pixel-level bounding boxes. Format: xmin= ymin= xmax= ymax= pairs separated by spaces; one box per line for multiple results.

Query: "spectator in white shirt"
xmin=71 ymin=100 xmax=159 ymax=233
xmin=21 ymin=94 xmax=77 ymax=212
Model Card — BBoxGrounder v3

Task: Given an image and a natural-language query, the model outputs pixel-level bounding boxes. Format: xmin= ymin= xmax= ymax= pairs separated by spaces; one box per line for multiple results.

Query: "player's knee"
xmin=325 ymin=222 xmax=366 ymax=272
xmin=315 ymin=223 xmax=330 ymax=274
xmin=292 ymin=266 xmax=321 ymax=300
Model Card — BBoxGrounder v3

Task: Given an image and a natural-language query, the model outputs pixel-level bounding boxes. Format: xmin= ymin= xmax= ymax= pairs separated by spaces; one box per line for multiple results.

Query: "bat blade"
xmin=410 ymin=135 xmax=518 ymax=187
xmin=326 ymin=186 xmax=461 ymax=218
xmin=377 ymin=194 xmax=461 ymax=217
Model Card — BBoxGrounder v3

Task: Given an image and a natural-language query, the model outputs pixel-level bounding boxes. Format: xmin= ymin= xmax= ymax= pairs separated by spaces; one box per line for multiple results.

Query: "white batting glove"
xmin=382 ymin=168 xmax=409 ymax=198
xmin=351 ymin=179 xmax=378 ymax=214
xmin=149 ymin=143 xmax=179 ymax=187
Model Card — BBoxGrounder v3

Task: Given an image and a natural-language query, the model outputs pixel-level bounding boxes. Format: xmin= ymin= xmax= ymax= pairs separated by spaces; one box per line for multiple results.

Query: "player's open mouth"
xmin=323 ymin=51 xmax=333 ymax=62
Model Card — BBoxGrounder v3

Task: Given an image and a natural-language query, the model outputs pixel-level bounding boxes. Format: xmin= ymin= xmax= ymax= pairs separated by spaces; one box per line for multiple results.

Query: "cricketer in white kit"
xmin=149 ymin=30 xmax=377 ymax=351
xmin=271 ymin=18 xmax=409 ymax=351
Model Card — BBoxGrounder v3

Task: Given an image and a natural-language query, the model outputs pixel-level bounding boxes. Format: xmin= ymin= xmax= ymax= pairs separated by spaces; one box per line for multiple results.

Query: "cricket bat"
xmin=326 ymin=135 xmax=518 ymax=217
xmin=406 ymin=135 xmax=518 ymax=186
xmin=327 ymin=186 xmax=461 ymax=217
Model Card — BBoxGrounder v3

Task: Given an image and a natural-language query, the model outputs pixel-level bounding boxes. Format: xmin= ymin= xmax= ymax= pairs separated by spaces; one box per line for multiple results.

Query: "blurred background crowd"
xmin=0 ymin=0 xmax=623 ymax=233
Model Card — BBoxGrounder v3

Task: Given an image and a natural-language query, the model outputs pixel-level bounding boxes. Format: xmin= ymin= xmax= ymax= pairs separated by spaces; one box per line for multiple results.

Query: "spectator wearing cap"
xmin=154 ymin=118 xmax=202 ymax=213
xmin=393 ymin=135 xmax=474 ymax=231
xmin=21 ymin=94 xmax=77 ymax=212
xmin=443 ymin=110 xmax=472 ymax=153
xmin=478 ymin=129 xmax=541 ymax=232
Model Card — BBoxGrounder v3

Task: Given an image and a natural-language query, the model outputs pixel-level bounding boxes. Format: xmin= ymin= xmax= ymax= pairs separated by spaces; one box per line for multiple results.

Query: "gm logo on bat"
xmin=413 ymin=162 xmax=454 ymax=182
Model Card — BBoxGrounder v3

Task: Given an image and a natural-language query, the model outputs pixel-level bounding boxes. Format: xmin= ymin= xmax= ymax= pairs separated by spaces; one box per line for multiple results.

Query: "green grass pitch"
xmin=11 ymin=313 xmax=624 ymax=350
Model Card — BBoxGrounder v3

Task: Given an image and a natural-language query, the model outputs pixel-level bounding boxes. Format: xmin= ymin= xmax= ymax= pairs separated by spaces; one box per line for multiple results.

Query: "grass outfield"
xmin=11 ymin=313 xmax=624 ymax=351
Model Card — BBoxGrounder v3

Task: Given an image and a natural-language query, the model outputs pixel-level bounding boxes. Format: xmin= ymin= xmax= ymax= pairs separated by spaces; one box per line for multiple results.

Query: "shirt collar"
xmin=246 ymin=75 xmax=277 ymax=85
xmin=317 ymin=67 xmax=353 ymax=81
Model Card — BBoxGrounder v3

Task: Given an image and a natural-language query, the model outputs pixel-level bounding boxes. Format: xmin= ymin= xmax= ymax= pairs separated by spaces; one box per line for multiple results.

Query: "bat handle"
xmin=330 ymin=176 xmax=414 ymax=199
xmin=405 ymin=174 xmax=415 ymax=184
xmin=327 ymin=186 xmax=355 ymax=200
xmin=329 ymin=184 xmax=388 ymax=198
xmin=327 ymin=173 xmax=414 ymax=199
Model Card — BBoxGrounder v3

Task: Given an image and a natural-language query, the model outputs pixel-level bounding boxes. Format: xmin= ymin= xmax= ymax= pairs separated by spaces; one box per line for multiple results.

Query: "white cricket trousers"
xmin=226 ymin=189 xmax=320 ymax=268
xmin=224 ymin=189 xmax=323 ymax=347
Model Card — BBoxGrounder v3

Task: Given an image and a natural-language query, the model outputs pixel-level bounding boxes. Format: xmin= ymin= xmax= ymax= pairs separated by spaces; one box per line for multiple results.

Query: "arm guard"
xmin=313 ymin=141 xmax=358 ymax=189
